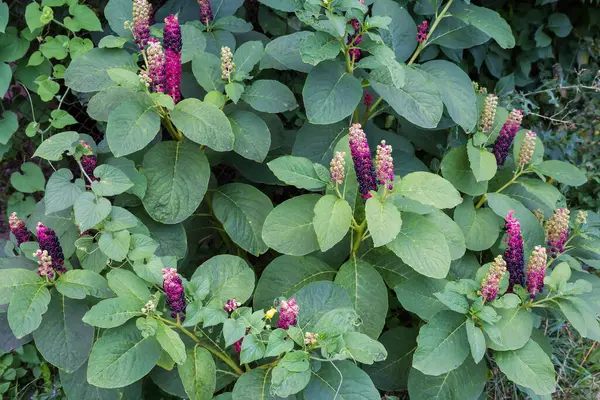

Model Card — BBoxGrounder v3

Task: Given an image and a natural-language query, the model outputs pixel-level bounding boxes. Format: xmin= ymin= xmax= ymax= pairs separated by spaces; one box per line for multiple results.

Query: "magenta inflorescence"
xmin=133 ymin=0 xmax=153 ymax=50
xmin=277 ymin=298 xmax=299 ymax=330
xmin=492 ymin=109 xmax=523 ymax=166
xmin=199 ymin=0 xmax=213 ymax=26
xmin=145 ymin=38 xmax=166 ymax=93
xmin=163 ymin=15 xmax=182 ymax=104
xmin=162 ymin=268 xmax=186 ymax=319
xmin=79 ymin=141 xmax=98 ymax=181
xmin=363 ymin=92 xmax=373 ymax=108
xmin=35 ymin=249 xmax=55 ymax=279
xmin=347 ymin=18 xmax=362 ymax=61
xmin=504 ymin=211 xmax=525 ymax=290
xmin=223 ymin=298 xmax=241 ymax=313
xmin=480 ymin=255 xmax=507 ymax=302
xmin=545 ymin=208 xmax=570 ymax=258
xmin=36 ymin=222 xmax=66 ymax=273
xmin=349 ymin=123 xmax=378 ymax=199
xmin=375 ymin=140 xmax=394 ymax=190
xmin=526 ymin=246 xmax=547 ymax=299
xmin=9 ymin=212 xmax=31 ymax=246
xmin=416 ymin=20 xmax=429 ymax=43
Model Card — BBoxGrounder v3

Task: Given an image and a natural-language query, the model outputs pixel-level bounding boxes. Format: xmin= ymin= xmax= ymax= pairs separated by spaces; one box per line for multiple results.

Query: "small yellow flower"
xmin=265 ymin=308 xmax=277 ymax=320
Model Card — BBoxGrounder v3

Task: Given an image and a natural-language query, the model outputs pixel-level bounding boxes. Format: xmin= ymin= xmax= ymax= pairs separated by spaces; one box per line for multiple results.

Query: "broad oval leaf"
xmin=191 ymin=254 xmax=255 ymax=304
xmin=178 ymin=346 xmax=216 ymax=400
xmin=398 ymin=172 xmax=462 ymax=209
xmin=313 ymin=194 xmax=353 ymax=251
xmin=303 ymin=361 xmax=380 ymax=400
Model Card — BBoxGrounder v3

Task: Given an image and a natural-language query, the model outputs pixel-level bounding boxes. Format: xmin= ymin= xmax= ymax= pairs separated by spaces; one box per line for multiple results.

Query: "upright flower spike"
xmin=349 ymin=123 xmax=378 ymax=199
xmin=545 ymin=208 xmax=570 ymax=258
xmin=534 ymin=209 xmax=545 ymax=225
xmin=504 ymin=211 xmax=525 ymax=290
xmin=492 ymin=109 xmax=524 ymax=166
xmin=79 ymin=141 xmax=98 ymax=181
xmin=9 ymin=212 xmax=31 ymax=245
xmin=132 ymin=0 xmax=152 ymax=50
xmin=162 ymin=268 xmax=186 ymax=319
xmin=198 ymin=0 xmax=213 ymax=26
xmin=34 ymin=249 xmax=55 ymax=279
xmin=479 ymin=94 xmax=498 ymax=134
xmin=145 ymin=38 xmax=166 ymax=93
xmin=330 ymin=151 xmax=346 ymax=185
xmin=36 ymin=222 xmax=65 ymax=273
xmin=480 ymin=255 xmax=507 ymax=302
xmin=223 ymin=298 xmax=241 ymax=313
xmin=277 ymin=298 xmax=299 ymax=330
xmin=347 ymin=18 xmax=362 ymax=61
xmin=163 ymin=15 xmax=182 ymax=103
xmin=416 ymin=20 xmax=429 ymax=43
xmin=517 ymin=131 xmax=537 ymax=169
xmin=363 ymin=92 xmax=373 ymax=108
xmin=576 ymin=210 xmax=588 ymax=226
xmin=220 ymin=46 xmax=235 ymax=81
xmin=526 ymin=246 xmax=547 ymax=299
xmin=375 ymin=140 xmax=394 ymax=190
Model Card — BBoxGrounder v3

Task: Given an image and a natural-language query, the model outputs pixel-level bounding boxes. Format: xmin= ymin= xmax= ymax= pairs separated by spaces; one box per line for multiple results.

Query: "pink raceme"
xmin=479 ymin=94 xmax=498 ymax=134
xmin=223 ymin=298 xmax=241 ymax=313
xmin=526 ymin=246 xmax=547 ymax=298
xmin=132 ymin=0 xmax=152 ymax=50
xmin=493 ymin=109 xmax=523 ymax=166
xmin=517 ymin=131 xmax=536 ymax=169
xmin=36 ymin=222 xmax=65 ymax=273
xmin=145 ymin=38 xmax=166 ymax=93
xmin=504 ymin=211 xmax=525 ymax=290
xmin=277 ymin=298 xmax=299 ymax=330
xmin=375 ymin=140 xmax=394 ymax=190
xmin=162 ymin=268 xmax=186 ymax=319
xmin=163 ymin=15 xmax=182 ymax=103
xmin=545 ymin=208 xmax=570 ymax=258
xmin=416 ymin=20 xmax=429 ymax=43
xmin=480 ymin=255 xmax=507 ymax=302
xmin=34 ymin=249 xmax=55 ymax=279
xmin=198 ymin=0 xmax=213 ymax=26
xmin=330 ymin=151 xmax=346 ymax=185
xmin=9 ymin=212 xmax=31 ymax=246
xmin=349 ymin=123 xmax=378 ymax=199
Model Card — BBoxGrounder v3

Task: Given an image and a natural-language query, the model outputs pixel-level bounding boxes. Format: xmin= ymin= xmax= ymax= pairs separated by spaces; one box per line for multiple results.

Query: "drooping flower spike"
xmin=480 ymin=255 xmax=507 ymax=302
xmin=545 ymin=208 xmax=570 ymax=258
xmin=163 ymin=15 xmax=182 ymax=103
xmin=132 ymin=0 xmax=153 ymax=50
xmin=162 ymin=268 xmax=186 ymax=319
xmin=198 ymin=0 xmax=213 ymax=26
xmin=526 ymin=246 xmax=547 ymax=298
xmin=416 ymin=20 xmax=429 ymax=43
xmin=9 ymin=212 xmax=31 ymax=246
xmin=36 ymin=222 xmax=65 ymax=273
xmin=504 ymin=211 xmax=525 ymax=290
xmin=493 ymin=109 xmax=524 ymax=166
xmin=349 ymin=123 xmax=378 ymax=199
xmin=517 ymin=130 xmax=536 ymax=169
xmin=375 ymin=140 xmax=394 ymax=190
xmin=330 ymin=151 xmax=346 ymax=185
xmin=479 ymin=94 xmax=498 ymax=134
xmin=277 ymin=298 xmax=299 ymax=330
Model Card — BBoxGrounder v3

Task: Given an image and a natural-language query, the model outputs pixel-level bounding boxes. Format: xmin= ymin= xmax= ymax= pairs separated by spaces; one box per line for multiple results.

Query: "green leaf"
xmin=154 ymin=321 xmax=186 ymax=366
xmin=33 ymin=294 xmax=93 ymax=372
xmin=98 ymin=230 xmax=130 ymax=262
xmin=271 ymin=363 xmax=311 ymax=397
xmin=262 ymin=32 xmax=312 ymax=73
xmin=8 ymin=284 xmax=51 ymax=338
xmin=142 ymin=141 xmax=210 ymax=224
xmin=55 ymin=270 xmax=112 ymax=299
xmin=387 ymin=213 xmax=451 ymax=279
xmin=313 ymin=195 xmax=352 ymax=251
xmin=76 ymin=237 xmax=108 ymax=274
xmin=74 ymin=192 xmax=112 ymax=232
xmin=547 ymin=13 xmax=572 ymax=38
xmin=395 ymin=274 xmax=448 ymax=320
xmin=106 ymin=100 xmax=161 ymax=157
xmin=453 ymin=200 xmax=500 ymax=251
xmin=10 ymin=162 xmax=45 ymax=193
xmin=27 ymin=51 xmax=45 ymax=67
xmin=465 ymin=319 xmax=486 ymax=364
xmin=33 ymin=131 xmax=79 ymax=161
xmin=105 ymin=157 xmax=147 ymax=200
xmin=424 ymin=211 xmax=466 ymax=260
xmin=364 ymin=327 xmax=417 ymax=390
xmin=342 ymin=331 xmax=387 ymax=364
xmin=365 ymin=195 xmax=401 ymax=247
xmin=69 ymin=37 xmax=93 ymax=60
xmin=212 ymin=183 xmax=272 ymax=256
xmin=87 ymin=87 xmax=139 ymax=122
xmin=265 ymin=328 xmax=295 ymax=357
xmin=191 ymin=255 xmax=255 ymax=304
xmin=254 ymin=255 xmax=336 ymax=311
xmin=372 ymin=0 xmax=417 ymax=62
xmin=44 ymin=186 xmax=82 ymax=225
xmin=0 ymin=269 xmax=42 ymax=305
xmin=104 ymin=206 xmax=138 ymax=232
xmin=178 ymin=346 xmax=215 ymax=399
xmin=0 ymin=110 xmax=17 ymax=144
xmin=25 ymin=2 xmax=44 ymax=31
xmin=87 ymin=321 xmax=161 ymax=388
xmin=231 ymin=40 xmax=263 ymax=76
xmin=192 ymin=52 xmax=223 ymax=92
xmin=441 ymin=146 xmax=488 ymax=196
xmin=450 ymin=2 xmax=515 ymax=49
xmin=293 ymin=281 xmax=353 ymax=331
xmin=106 ymin=269 xmax=150 ymax=304
xmin=104 ymin=0 xmax=132 ymax=37
xmin=533 ymin=160 xmax=587 ymax=187
xmin=227 ymin=110 xmax=270 ymax=162
xmin=0 ymin=27 xmax=29 ymax=63
xmin=240 ymin=333 xmax=265 ymax=364
xmin=0 ymin=2 xmax=7 ymax=33
xmin=413 ymin=311 xmax=469 ymax=376
xmin=434 ymin=291 xmax=469 ymax=314
xmin=107 ymin=67 xmax=141 ymax=89
xmin=486 ymin=307 xmax=533 ymax=351
xmin=225 ymin=82 xmax=244 ymax=104
xmin=171 ymin=98 xmax=234 ymax=151
xmin=231 ymin=369 xmax=278 ymax=400
xmin=408 ymin=357 xmax=487 ymax=400
xmin=132 ymin=255 xmax=164 ymax=286
xmin=399 ymin=171 xmax=462 ymax=209
xmin=35 ymin=75 xmax=60 ymax=101
xmin=90 ymin=164 xmax=134 ymax=196
xmin=65 ymin=48 xmax=137 ymax=93
xmin=494 ymin=339 xmax=556 ymax=395
xmin=83 ymin=297 xmax=143 ymax=329
xmin=334 ymin=259 xmax=387 ymax=339
xmin=68 ymin=4 xmax=102 ymax=31
xmin=180 ymin=23 xmax=207 ymax=63
xmin=262 ymin=194 xmax=320 ymax=256
xmin=127 ymin=233 xmax=159 ymax=261
xmin=372 ymin=67 xmax=443 ymax=129
xmin=268 ymin=156 xmax=327 ymax=190
xmin=467 ymin=140 xmax=497 ymax=182
xmin=303 ymin=61 xmax=361 ymax=125
xmin=60 ymin=361 xmax=120 ymax=400
xmin=98 ymin=35 xmax=129 ymax=49
xmin=50 ymin=109 xmax=77 ymax=129
xmin=241 ymin=80 xmax=298 ymax=113
xmin=300 ymin=31 xmax=342 ymax=66
xmin=303 ymin=361 xmax=380 ymax=400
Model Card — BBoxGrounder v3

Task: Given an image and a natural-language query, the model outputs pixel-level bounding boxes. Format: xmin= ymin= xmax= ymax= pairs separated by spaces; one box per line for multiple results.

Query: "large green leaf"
xmin=61 ymin=361 xmax=121 ymax=400
xmin=0 ymin=269 xmax=41 ymax=305
xmin=302 ymin=61 xmax=362 ymax=125
xmin=91 ymin=164 xmax=134 ymax=196
xmin=291 ymin=120 xmax=347 ymax=166
xmin=178 ymin=346 xmax=216 ymax=400
xmin=398 ymin=171 xmax=462 ymax=209
xmin=387 ymin=213 xmax=451 ymax=279
xmin=74 ymin=193 xmax=112 ymax=233
xmin=303 ymin=361 xmax=380 ymax=400
xmin=454 ymin=199 xmax=501 ymax=251
xmin=212 ymin=183 xmax=273 ymax=256
xmin=104 ymin=0 xmax=132 ymax=37
xmin=55 ymin=270 xmax=113 ymax=299
xmin=8 ymin=283 xmax=51 ymax=338
xmin=44 ymin=169 xmax=84 ymax=214
xmin=0 ymin=110 xmax=18 ymax=144
xmin=106 ymin=269 xmax=150 ymax=304
xmin=33 ymin=293 xmax=93 ymax=372
xmin=371 ymin=67 xmax=443 ymax=129
xmin=267 ymin=156 xmax=327 ymax=191
xmin=494 ymin=339 xmax=556 ymax=396
xmin=33 ymin=131 xmax=79 ymax=161
xmin=171 ymin=98 xmax=234 ymax=151
xmin=142 ymin=141 xmax=210 ymax=224
xmin=533 ymin=160 xmax=587 ymax=187
xmin=372 ymin=0 xmax=417 ymax=62
xmin=313 ymin=195 xmax=353 ymax=251
xmin=293 ymin=281 xmax=353 ymax=331
xmin=485 ymin=307 xmax=533 ymax=351
xmin=191 ymin=255 xmax=255 ymax=304
xmin=449 ymin=2 xmax=515 ymax=49
xmin=64 ymin=48 xmax=136 ymax=92
xmin=262 ymin=32 xmax=312 ymax=73
xmin=87 ymin=321 xmax=161 ymax=388
xmin=413 ymin=311 xmax=469 ymax=376
xmin=82 ymin=297 xmax=144 ymax=328
xmin=300 ymin=31 xmax=342 ymax=66
xmin=254 ymin=255 xmax=336 ymax=311
xmin=106 ymin=100 xmax=160 ymax=157
xmin=441 ymin=146 xmax=488 ymax=196
xmin=424 ymin=211 xmax=466 ymax=260
xmin=334 ymin=259 xmax=387 ymax=339
xmin=98 ymin=230 xmax=130 ymax=262
xmin=231 ymin=369 xmax=282 ymax=400
xmin=365 ymin=195 xmax=402 ymax=247
xmin=227 ymin=110 xmax=271 ymax=163
xmin=262 ymin=194 xmax=321 ymax=256
xmin=241 ymin=80 xmax=298 ymax=113
xmin=466 ymin=140 xmax=497 ymax=182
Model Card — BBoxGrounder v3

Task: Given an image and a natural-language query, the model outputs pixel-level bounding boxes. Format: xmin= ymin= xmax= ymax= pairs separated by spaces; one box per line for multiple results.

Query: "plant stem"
xmin=76 ymin=160 xmax=95 ymax=186
xmin=475 ymin=170 xmax=525 ymax=209
xmin=162 ymin=116 xmax=184 ymax=141
xmin=156 ymin=316 xmax=244 ymax=376
xmin=351 ymin=220 xmax=367 ymax=256
xmin=406 ymin=0 xmax=455 ymax=66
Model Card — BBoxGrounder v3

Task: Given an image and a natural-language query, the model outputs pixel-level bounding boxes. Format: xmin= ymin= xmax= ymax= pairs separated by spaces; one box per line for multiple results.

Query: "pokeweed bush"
xmin=2 ymin=0 xmax=600 ymax=399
